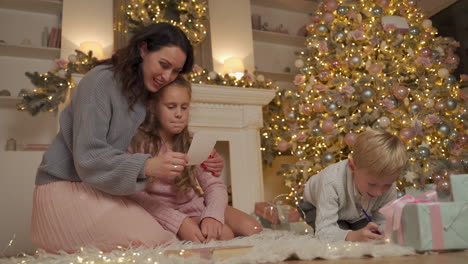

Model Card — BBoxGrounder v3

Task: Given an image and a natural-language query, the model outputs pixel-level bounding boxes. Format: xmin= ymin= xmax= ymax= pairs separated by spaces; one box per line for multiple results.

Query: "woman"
xmin=30 ymin=22 xmax=224 ymax=253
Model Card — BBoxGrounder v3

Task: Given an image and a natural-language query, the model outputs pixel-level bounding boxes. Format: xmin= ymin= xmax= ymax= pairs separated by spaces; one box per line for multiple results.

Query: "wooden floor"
xmin=276 ymin=250 xmax=468 ymax=264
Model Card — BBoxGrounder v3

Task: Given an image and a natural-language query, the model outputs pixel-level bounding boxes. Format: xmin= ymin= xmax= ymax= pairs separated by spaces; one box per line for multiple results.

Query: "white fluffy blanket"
xmin=2 ymin=229 xmax=415 ymax=264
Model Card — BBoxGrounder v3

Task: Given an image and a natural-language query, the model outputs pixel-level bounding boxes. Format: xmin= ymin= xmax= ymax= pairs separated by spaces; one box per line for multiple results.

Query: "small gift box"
xmin=450 ymin=174 xmax=468 ymax=202
xmin=380 ymin=190 xmax=468 ymax=252
xmin=254 ymin=202 xmax=300 ymax=225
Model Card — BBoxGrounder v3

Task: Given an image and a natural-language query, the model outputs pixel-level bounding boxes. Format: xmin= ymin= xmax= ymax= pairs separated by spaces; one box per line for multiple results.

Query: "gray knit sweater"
xmin=36 ymin=65 xmax=151 ymax=195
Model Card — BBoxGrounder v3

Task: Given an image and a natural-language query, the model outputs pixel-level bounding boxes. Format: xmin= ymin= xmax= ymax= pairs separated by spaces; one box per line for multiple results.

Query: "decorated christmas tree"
xmin=261 ymin=0 xmax=467 ymax=204
xmin=125 ymin=0 xmax=208 ymax=46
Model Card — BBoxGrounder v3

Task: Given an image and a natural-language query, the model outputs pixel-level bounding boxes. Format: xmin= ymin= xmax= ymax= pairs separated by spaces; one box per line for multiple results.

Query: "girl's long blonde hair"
xmin=129 ymin=75 xmax=203 ymax=195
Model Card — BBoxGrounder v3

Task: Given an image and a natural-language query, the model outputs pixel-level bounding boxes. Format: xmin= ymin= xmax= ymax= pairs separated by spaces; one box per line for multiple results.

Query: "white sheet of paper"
xmin=186 ymin=132 xmax=217 ymax=165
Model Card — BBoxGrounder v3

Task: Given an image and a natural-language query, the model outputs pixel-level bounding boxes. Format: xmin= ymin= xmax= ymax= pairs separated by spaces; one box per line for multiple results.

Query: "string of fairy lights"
xmin=17 ymin=50 xmax=98 ymax=116
xmin=260 ymin=0 xmax=466 ymax=205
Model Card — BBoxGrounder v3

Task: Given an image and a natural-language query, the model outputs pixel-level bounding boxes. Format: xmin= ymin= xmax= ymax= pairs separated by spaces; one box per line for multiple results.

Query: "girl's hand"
xmin=177 ymin=217 xmax=205 ymax=243
xmin=201 ymin=150 xmax=224 ymax=176
xmin=200 ymin=217 xmax=223 ymax=243
xmin=345 ymin=222 xmax=384 ymax=242
xmin=144 ymin=151 xmax=187 ymax=181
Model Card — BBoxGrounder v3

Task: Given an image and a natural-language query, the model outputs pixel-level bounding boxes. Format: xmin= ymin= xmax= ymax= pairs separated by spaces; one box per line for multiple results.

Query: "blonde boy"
xmin=299 ymin=129 xmax=407 ymax=242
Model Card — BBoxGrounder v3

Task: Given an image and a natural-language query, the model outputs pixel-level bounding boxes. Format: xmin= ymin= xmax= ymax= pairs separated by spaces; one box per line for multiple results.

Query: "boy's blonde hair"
xmin=352 ymin=129 xmax=407 ymax=178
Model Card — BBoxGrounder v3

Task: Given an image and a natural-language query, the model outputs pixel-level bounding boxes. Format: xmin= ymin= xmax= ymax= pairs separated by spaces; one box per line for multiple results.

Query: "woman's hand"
xmin=178 ymin=217 xmax=205 ymax=243
xmin=201 ymin=150 xmax=224 ymax=176
xmin=144 ymin=151 xmax=187 ymax=181
xmin=200 ymin=217 xmax=223 ymax=243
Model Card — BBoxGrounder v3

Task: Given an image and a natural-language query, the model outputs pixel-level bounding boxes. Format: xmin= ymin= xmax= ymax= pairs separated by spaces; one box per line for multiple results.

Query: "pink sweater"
xmin=129 ymin=145 xmax=228 ymax=234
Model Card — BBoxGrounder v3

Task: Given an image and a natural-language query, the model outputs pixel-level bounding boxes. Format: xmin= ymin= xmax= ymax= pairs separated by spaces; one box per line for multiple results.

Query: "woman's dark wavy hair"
xmin=100 ymin=22 xmax=194 ymax=109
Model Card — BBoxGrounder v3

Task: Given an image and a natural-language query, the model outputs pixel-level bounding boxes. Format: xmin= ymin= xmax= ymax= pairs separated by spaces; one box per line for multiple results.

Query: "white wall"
xmin=208 ymin=0 xmax=255 ymax=73
xmin=61 ymin=0 xmax=113 ymax=59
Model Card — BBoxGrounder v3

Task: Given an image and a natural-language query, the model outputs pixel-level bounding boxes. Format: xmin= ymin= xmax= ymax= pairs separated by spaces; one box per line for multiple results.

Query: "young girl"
xmin=128 ymin=76 xmax=262 ymax=243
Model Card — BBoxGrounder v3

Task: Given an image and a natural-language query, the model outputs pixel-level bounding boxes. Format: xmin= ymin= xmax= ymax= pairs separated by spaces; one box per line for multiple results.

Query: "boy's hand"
xmin=345 ymin=222 xmax=384 ymax=242
xmin=177 ymin=217 xmax=205 ymax=243
xmin=200 ymin=217 xmax=223 ymax=242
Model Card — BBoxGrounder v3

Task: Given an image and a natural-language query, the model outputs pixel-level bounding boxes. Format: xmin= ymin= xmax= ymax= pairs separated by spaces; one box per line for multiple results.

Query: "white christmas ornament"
xmin=381 ymin=16 xmax=409 ymax=32
xmin=294 ymin=59 xmax=305 ymax=68
xmin=208 ymin=71 xmax=217 ymax=79
xmin=257 ymin=74 xmax=265 ymax=82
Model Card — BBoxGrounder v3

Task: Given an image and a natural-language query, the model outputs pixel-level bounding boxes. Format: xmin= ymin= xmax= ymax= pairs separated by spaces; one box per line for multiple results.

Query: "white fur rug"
xmin=1 ymin=230 xmax=415 ymax=264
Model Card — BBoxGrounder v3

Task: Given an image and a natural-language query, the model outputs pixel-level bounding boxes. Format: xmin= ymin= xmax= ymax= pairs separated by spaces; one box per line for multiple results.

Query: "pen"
xmin=361 ymin=209 xmax=382 ymax=235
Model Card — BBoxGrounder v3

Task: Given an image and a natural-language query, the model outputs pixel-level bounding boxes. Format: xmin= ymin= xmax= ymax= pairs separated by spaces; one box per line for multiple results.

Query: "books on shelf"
xmin=23 ymin=144 xmax=49 ymax=151
xmin=47 ymin=27 xmax=61 ymax=48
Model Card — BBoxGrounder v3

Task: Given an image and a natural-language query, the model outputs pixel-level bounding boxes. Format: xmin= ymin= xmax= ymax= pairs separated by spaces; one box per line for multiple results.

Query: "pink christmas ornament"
xmin=318 ymin=70 xmax=331 ymax=82
xmin=321 ymin=119 xmax=335 ymax=133
xmin=277 ymin=140 xmax=289 ymax=152
xmin=330 ymin=58 xmax=341 ymax=68
xmin=323 ymin=12 xmax=335 ymax=23
xmin=312 ymin=14 xmax=321 ymax=23
xmin=323 ymin=0 xmax=338 ymax=12
xmin=367 ymin=63 xmax=383 ymax=74
xmin=344 ymin=132 xmax=358 ymax=147
xmin=434 ymin=100 xmax=447 ymax=111
xmin=313 ymin=100 xmax=326 ymax=112
xmin=377 ymin=0 xmax=390 ymax=8
xmin=296 ymin=132 xmax=308 ymax=142
xmin=300 ymin=104 xmax=313 ymax=115
xmin=393 ymin=85 xmax=409 ymax=99
xmin=419 ymin=47 xmax=432 ymax=57
xmin=399 ymin=127 xmax=416 ymax=141
xmin=445 ymin=54 xmax=459 ymax=65
xmin=306 ymin=23 xmax=316 ymax=33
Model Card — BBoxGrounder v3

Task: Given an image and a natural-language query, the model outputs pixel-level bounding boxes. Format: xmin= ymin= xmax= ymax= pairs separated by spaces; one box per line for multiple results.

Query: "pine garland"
xmin=17 ymin=50 xmax=98 ymax=116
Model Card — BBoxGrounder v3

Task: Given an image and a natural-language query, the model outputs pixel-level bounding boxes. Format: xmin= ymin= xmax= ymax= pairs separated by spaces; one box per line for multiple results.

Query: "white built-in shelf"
xmin=0 ymin=96 xmax=21 ymax=108
xmin=0 ymin=43 xmax=60 ymax=60
xmin=0 ymin=0 xmax=62 ymax=15
xmin=253 ymin=30 xmax=306 ymax=47
xmin=256 ymin=70 xmax=296 ymax=83
xmin=251 ymin=0 xmax=317 ymax=14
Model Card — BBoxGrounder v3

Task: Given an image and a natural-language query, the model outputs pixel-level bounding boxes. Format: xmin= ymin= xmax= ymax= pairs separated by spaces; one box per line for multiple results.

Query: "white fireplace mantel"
xmin=190 ymin=84 xmax=275 ymax=213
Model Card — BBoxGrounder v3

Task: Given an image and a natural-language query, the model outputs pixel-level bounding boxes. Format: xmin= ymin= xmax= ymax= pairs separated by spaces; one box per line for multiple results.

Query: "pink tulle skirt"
xmin=30 ymin=181 xmax=175 ymax=253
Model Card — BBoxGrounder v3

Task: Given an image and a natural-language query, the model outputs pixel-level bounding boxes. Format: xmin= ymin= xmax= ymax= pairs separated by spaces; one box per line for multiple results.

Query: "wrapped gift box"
xmin=254 ymin=202 xmax=300 ymax=225
xmin=450 ymin=174 xmax=468 ymax=202
xmin=387 ymin=201 xmax=468 ymax=252
xmin=380 ymin=190 xmax=468 ymax=252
